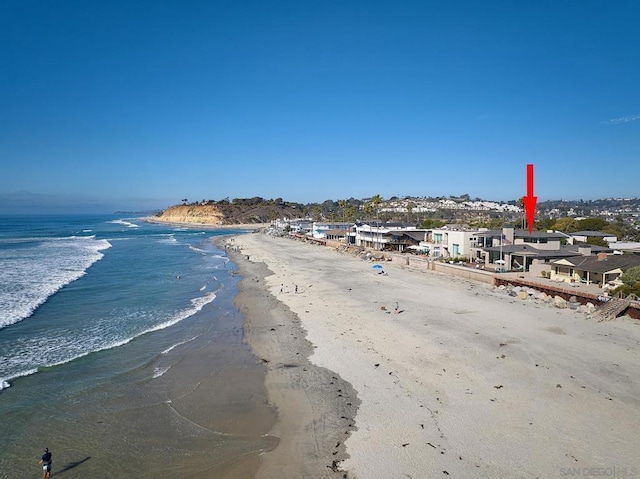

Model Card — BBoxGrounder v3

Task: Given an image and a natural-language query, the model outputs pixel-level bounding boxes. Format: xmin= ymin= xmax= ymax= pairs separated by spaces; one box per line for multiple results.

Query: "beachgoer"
xmin=394 ymin=302 xmax=399 ymax=314
xmin=39 ymin=448 xmax=52 ymax=479
xmin=280 ymin=284 xmax=284 ymax=293
xmin=295 ymin=285 xmax=298 ymax=294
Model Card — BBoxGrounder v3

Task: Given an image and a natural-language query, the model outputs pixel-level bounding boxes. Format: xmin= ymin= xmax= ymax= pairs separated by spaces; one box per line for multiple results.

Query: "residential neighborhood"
xmin=270 ymin=217 xmax=640 ymax=294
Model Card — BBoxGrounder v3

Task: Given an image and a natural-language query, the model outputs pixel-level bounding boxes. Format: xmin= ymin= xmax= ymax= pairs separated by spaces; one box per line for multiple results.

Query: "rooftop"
xmin=555 ymin=254 xmax=640 ymax=273
xmin=571 ymin=231 xmax=617 ymax=237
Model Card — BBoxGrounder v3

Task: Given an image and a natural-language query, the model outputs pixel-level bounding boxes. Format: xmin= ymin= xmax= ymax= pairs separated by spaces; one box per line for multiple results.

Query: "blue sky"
xmin=1 ymin=1 xmax=639 ymax=213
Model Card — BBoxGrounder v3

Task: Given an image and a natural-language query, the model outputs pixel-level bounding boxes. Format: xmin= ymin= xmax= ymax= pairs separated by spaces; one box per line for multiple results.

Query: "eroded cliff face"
xmin=155 ymin=199 xmax=300 ymax=225
xmin=154 ymin=205 xmax=226 ymax=225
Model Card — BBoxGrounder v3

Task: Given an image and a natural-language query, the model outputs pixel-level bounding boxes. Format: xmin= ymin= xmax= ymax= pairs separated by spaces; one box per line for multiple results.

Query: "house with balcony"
xmin=354 ymin=221 xmax=428 ymax=251
xmin=421 ymin=227 xmax=478 ymax=259
xmin=322 ymin=228 xmax=352 ymax=243
xmin=311 ymin=222 xmax=352 ymax=239
xmin=471 ymin=228 xmax=585 ymax=272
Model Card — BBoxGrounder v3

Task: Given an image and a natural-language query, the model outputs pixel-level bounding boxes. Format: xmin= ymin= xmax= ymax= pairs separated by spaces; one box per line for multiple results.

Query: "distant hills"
xmin=153 ymin=196 xmax=640 ymax=229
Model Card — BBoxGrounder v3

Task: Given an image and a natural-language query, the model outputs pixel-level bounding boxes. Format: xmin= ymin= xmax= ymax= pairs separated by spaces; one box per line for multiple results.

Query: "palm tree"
xmin=370 ymin=194 xmax=383 ymax=250
xmin=406 ymin=201 xmax=416 ymax=224
xmin=516 ymin=196 xmax=525 ymax=229
xmin=338 ymin=199 xmax=349 ymax=222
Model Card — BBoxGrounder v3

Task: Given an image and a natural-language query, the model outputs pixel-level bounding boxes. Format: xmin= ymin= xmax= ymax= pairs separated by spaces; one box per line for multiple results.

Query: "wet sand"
xmin=228 ymin=232 xmax=640 ymax=478
xmin=229 ymin=241 xmax=358 ymax=479
xmin=0 ymin=285 xmax=279 ymax=479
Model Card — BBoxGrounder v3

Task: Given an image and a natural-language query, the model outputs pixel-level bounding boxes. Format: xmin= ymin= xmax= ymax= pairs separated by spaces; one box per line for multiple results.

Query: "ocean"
xmin=0 ymin=215 xmax=277 ymax=478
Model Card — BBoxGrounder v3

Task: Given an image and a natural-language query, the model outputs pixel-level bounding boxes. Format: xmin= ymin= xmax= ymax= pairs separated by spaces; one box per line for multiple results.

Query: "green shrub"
xmin=620 ymin=266 xmax=640 ymax=287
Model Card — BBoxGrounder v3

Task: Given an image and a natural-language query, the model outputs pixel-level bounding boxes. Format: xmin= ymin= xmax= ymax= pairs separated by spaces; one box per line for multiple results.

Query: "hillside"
xmin=154 ymin=198 xmax=302 ymax=225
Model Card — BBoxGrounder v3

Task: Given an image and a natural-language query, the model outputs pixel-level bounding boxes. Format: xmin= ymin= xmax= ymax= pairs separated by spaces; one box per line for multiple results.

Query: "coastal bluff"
xmin=153 ymin=198 xmax=301 ymax=225
xmin=154 ymin=204 xmax=226 ymax=225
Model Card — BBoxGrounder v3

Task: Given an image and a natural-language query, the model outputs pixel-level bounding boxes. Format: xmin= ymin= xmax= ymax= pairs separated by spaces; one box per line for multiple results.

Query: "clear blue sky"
xmin=1 ymin=0 xmax=639 ymax=213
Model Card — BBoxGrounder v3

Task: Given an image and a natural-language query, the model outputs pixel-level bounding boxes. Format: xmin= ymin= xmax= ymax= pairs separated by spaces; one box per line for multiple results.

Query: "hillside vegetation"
xmin=154 ymin=198 xmax=302 ymax=225
xmin=153 ymin=196 xmax=640 ymax=240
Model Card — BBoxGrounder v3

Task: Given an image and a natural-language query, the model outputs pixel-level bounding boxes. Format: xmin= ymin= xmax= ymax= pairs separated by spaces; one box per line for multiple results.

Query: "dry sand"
xmin=228 ymin=233 xmax=640 ymax=479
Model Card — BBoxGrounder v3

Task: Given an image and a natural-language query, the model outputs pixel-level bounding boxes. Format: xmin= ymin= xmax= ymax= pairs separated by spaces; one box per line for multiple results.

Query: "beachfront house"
xmin=420 ymin=227 xmax=478 ymax=259
xmin=549 ymin=252 xmax=640 ymax=286
xmin=355 ymin=222 xmax=427 ymax=251
xmin=272 ymin=218 xmax=314 ymax=235
xmin=322 ymin=228 xmax=353 ymax=243
xmin=311 ymin=222 xmax=352 ymax=240
xmin=472 ymin=228 xmax=573 ymax=272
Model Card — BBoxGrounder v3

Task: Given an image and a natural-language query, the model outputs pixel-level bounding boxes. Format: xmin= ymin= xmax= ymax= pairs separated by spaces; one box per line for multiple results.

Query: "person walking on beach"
xmin=39 ymin=447 xmax=52 ymax=479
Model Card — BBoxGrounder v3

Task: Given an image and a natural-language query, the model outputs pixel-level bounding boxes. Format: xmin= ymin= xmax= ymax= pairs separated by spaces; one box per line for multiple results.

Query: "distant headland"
xmin=152 ymin=197 xmax=302 ymax=225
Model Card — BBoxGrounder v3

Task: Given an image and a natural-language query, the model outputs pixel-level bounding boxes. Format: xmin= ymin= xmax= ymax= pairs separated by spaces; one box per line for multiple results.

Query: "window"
xmin=452 ymin=244 xmax=460 ymax=256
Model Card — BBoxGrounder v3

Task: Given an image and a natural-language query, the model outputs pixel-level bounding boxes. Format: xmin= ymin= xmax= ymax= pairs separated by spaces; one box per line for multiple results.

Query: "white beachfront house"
xmin=354 ymin=221 xmax=427 ymax=251
xmin=421 ymin=227 xmax=478 ymax=259
xmin=272 ymin=218 xmax=313 ymax=234
xmin=311 ymin=222 xmax=352 ymax=239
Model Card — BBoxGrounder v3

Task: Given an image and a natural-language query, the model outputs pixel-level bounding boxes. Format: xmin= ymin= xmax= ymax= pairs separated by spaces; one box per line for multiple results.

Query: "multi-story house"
xmin=311 ymin=222 xmax=352 ymax=239
xmin=355 ymin=221 xmax=427 ymax=251
xmin=471 ymin=227 xmax=577 ymax=272
xmin=420 ymin=227 xmax=478 ymax=259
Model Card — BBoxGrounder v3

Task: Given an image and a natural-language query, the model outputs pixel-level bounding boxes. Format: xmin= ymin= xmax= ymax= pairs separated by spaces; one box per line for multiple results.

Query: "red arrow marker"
xmin=523 ymin=164 xmax=537 ymax=235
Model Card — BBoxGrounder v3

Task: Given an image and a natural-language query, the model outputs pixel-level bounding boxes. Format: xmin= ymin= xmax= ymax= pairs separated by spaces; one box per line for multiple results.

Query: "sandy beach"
xmin=145 ymin=216 xmax=270 ymax=230
xmin=227 ymin=232 xmax=640 ymax=479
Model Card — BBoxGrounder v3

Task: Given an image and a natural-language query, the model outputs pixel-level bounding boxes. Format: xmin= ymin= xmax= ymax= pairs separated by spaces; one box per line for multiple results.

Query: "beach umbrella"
xmin=372 ymin=264 xmax=383 ymax=269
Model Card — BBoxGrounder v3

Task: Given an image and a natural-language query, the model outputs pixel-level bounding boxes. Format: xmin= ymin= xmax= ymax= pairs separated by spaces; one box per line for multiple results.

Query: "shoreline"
xmin=224 ymin=235 xmax=358 ymax=478
xmin=145 ymin=216 xmax=269 ymax=230
xmin=226 ymin=232 xmax=640 ymax=478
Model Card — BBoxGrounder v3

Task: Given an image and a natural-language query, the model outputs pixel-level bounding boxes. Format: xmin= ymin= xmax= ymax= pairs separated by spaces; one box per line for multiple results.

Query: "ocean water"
xmin=0 ymin=215 xmax=276 ymax=478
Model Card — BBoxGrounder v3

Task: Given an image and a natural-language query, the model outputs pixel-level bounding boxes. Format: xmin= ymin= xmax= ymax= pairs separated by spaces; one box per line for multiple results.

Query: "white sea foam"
xmin=161 ymin=336 xmax=198 ymax=355
xmin=0 ymin=291 xmax=217 ymax=384
xmin=158 ymin=235 xmax=178 ymax=244
xmin=152 ymin=365 xmax=172 ymax=378
xmin=188 ymin=244 xmax=207 ymax=254
xmin=0 ymin=237 xmax=112 ymax=329
xmin=0 ymin=367 xmax=39 ymax=390
xmin=109 ymin=219 xmax=140 ymax=228
xmin=144 ymin=292 xmax=217 ymax=335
